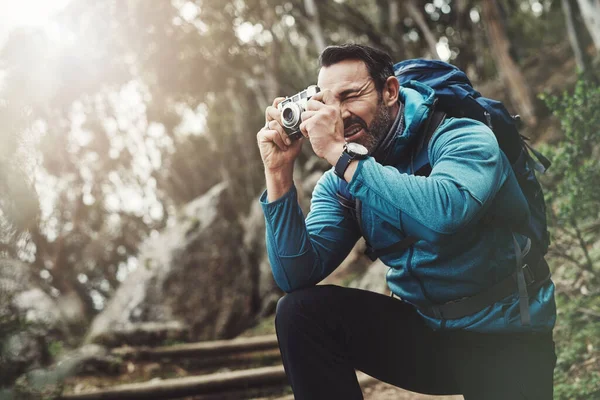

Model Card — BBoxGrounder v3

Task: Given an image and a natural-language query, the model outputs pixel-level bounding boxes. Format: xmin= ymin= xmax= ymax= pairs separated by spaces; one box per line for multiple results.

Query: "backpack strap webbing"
xmin=361 ymin=110 xmax=446 ymax=261
xmin=514 ymin=234 xmax=532 ymax=326
xmin=417 ymin=240 xmax=551 ymax=321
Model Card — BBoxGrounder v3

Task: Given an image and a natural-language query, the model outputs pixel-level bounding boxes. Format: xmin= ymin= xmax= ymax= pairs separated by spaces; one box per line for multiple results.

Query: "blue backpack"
xmin=337 ymin=59 xmax=553 ymax=325
xmin=394 ymin=59 xmax=551 ymax=255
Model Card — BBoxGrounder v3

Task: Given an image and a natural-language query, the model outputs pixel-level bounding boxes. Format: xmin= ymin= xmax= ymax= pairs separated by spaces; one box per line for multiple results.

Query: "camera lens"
xmin=282 ymin=108 xmax=295 ymax=124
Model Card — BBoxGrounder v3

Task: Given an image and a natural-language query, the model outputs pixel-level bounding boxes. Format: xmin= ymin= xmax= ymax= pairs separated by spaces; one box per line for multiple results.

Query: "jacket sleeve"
xmin=259 ymin=173 xmax=361 ymax=292
xmin=347 ymin=117 xmax=514 ymax=243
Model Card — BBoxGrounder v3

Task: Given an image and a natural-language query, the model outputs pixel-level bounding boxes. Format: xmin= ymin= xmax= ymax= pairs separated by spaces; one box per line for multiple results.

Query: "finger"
xmin=272 ymin=96 xmax=286 ymax=108
xmin=266 ymin=105 xmax=283 ymax=125
xmin=268 ymin=119 xmax=292 ymax=146
xmin=299 ymin=120 xmax=309 ymax=139
xmin=320 ymin=89 xmax=337 ymax=105
xmin=261 ymin=129 xmax=288 ymax=151
xmin=305 ymin=98 xmax=327 ymax=112
xmin=310 ymin=90 xmax=324 ymax=102
xmin=309 ymin=89 xmax=335 ymax=105
xmin=265 ymin=97 xmax=285 ymax=125
xmin=300 ymin=110 xmax=318 ymax=122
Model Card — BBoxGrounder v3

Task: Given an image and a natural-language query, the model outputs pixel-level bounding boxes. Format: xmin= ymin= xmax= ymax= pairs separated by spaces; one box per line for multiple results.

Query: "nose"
xmin=340 ymin=103 xmax=352 ymax=122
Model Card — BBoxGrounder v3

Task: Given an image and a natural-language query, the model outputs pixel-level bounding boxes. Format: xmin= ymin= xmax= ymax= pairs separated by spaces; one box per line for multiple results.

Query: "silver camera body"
xmin=277 ymin=85 xmax=320 ymax=140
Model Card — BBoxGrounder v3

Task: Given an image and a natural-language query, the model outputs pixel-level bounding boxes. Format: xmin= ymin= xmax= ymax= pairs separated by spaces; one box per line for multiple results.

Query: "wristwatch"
xmin=334 ymin=142 xmax=369 ymax=179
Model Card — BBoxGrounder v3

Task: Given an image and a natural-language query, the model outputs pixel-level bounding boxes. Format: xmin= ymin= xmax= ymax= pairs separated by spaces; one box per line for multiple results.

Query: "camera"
xmin=277 ymin=85 xmax=320 ymax=140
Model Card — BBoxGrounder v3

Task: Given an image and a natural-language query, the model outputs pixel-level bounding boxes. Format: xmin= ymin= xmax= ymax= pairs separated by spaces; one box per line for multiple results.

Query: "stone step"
xmin=112 ymin=335 xmax=279 ymax=361
xmin=60 ymin=365 xmax=287 ymax=400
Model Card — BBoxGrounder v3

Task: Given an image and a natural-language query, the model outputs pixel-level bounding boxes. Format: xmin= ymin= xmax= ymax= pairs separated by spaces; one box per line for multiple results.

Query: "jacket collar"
xmin=380 ymin=80 xmax=437 ymax=166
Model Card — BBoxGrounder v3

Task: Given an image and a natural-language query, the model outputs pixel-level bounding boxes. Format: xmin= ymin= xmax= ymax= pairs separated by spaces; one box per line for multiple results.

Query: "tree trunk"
xmin=377 ymin=0 xmax=390 ymax=33
xmin=404 ymin=0 xmax=440 ymax=59
xmin=563 ymin=0 xmax=587 ymax=71
xmin=481 ymin=0 xmax=538 ymax=126
xmin=562 ymin=0 xmax=597 ymax=78
xmin=576 ymin=0 xmax=600 ymax=51
xmin=454 ymin=0 xmax=476 ymax=74
xmin=386 ymin=0 xmax=406 ymax=59
xmin=303 ymin=0 xmax=326 ymax=54
xmin=376 ymin=0 xmax=405 ymax=59
xmin=263 ymin=6 xmax=281 ymax=104
xmin=267 ymin=38 xmax=281 ymax=102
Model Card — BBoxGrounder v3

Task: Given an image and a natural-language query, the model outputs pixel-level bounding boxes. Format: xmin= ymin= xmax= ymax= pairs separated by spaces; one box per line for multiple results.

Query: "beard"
xmin=344 ymin=98 xmax=395 ymax=152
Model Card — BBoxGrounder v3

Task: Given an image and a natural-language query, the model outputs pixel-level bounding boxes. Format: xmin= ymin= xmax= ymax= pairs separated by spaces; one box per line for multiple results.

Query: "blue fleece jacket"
xmin=260 ymin=81 xmax=556 ymax=333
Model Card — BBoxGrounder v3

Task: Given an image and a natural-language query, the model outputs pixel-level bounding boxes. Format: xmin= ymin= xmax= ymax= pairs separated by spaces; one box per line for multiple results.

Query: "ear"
xmin=382 ymin=76 xmax=400 ymax=107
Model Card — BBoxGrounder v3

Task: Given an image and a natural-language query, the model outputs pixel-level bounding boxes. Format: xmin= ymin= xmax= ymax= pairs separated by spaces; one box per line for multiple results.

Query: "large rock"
xmin=86 ymin=182 xmax=280 ymax=345
xmin=349 ymin=259 xmax=391 ymax=295
xmin=241 ymin=200 xmax=281 ymax=319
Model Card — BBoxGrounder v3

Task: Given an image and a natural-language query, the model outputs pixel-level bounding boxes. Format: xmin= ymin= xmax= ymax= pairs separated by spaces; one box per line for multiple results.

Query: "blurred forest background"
xmin=0 ymin=0 xmax=599 ymax=399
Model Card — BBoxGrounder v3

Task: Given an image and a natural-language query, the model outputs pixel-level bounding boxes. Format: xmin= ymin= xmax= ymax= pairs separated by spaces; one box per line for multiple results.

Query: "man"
xmin=256 ymin=44 xmax=556 ymax=399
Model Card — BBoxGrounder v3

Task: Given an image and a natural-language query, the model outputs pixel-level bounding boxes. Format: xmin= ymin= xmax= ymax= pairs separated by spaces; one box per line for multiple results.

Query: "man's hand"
xmin=299 ymin=89 xmax=346 ymax=166
xmin=257 ymin=97 xmax=304 ymax=202
xmin=257 ymin=97 xmax=304 ymax=173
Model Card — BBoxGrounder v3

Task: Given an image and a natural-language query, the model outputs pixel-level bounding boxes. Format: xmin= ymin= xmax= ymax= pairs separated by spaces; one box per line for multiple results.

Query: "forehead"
xmin=317 ymin=59 xmax=371 ymax=94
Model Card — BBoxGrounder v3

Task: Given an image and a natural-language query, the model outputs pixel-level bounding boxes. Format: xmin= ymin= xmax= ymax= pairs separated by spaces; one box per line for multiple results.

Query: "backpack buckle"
xmin=522 ymin=263 xmax=535 ymax=285
xmin=483 ymin=111 xmax=493 ymax=129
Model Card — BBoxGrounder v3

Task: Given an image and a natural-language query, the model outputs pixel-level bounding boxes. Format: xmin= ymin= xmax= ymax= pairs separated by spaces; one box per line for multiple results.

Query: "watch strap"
xmin=335 ymin=149 xmax=354 ymax=179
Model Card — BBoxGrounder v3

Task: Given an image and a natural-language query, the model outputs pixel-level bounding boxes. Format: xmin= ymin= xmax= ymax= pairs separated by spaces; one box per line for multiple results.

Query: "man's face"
xmin=317 ymin=59 xmax=396 ymax=151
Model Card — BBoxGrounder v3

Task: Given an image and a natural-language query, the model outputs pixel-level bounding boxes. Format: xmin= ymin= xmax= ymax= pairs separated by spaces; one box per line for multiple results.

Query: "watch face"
xmin=346 ymin=142 xmax=369 ymax=156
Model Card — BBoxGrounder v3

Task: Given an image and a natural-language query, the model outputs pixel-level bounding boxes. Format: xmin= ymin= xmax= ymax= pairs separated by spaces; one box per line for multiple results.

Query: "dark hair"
xmin=319 ymin=44 xmax=394 ymax=93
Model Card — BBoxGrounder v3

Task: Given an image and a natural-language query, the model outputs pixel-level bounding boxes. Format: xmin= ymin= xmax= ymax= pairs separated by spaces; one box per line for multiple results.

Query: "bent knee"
xmin=275 ymin=285 xmax=340 ymax=326
xmin=276 ymin=286 xmax=317 ymax=319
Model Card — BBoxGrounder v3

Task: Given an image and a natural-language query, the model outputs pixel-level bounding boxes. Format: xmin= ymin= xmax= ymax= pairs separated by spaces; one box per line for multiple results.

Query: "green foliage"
xmin=539 ymin=77 xmax=600 ymax=276
xmin=553 ymin=292 xmax=600 ymax=399
xmin=47 ymin=341 xmax=64 ymax=359
xmin=539 ymin=76 xmax=600 ymax=398
xmin=540 ymin=78 xmax=600 ymax=224
xmin=0 ymin=314 xmax=29 ymax=341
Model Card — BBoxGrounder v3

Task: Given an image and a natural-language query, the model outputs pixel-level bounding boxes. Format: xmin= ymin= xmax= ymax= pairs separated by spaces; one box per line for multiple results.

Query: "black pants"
xmin=275 ymin=285 xmax=556 ymax=400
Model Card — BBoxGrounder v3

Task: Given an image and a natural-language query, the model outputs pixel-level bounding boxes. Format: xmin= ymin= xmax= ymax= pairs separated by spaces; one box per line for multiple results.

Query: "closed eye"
xmin=338 ymin=88 xmax=360 ymax=100
xmin=341 ymin=94 xmax=360 ymax=102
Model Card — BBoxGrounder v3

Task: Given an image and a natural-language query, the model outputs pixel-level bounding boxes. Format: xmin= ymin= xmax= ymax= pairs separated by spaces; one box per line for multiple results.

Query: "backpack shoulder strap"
xmin=418 ymin=110 xmax=447 ymax=157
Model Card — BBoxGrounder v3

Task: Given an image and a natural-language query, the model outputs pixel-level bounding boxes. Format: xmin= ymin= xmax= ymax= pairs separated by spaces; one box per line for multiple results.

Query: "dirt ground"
xmin=355 ymin=371 xmax=463 ymax=400
xmin=363 ymin=381 xmax=463 ymax=400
